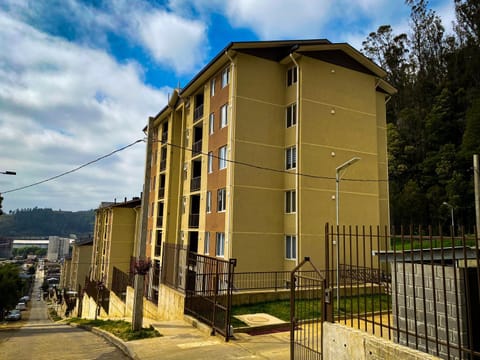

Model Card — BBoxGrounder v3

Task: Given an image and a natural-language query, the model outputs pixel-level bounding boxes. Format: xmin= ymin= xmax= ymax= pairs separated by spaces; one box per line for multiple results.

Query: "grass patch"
xmin=66 ymin=318 xmax=161 ymax=341
xmin=48 ymin=307 xmax=62 ymax=322
xmin=231 ymin=294 xmax=391 ymax=326
xmin=391 ymin=236 xmax=477 ymax=250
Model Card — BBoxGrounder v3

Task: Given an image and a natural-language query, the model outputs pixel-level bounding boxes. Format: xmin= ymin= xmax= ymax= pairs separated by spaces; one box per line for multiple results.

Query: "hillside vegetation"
xmin=0 ymin=208 xmax=94 ymax=237
xmin=364 ymin=0 xmax=480 ymax=229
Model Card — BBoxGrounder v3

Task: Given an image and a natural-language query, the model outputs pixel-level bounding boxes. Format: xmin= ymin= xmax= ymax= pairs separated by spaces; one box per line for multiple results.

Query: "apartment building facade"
xmin=90 ymin=198 xmax=141 ymax=289
xmin=145 ymin=39 xmax=395 ymax=276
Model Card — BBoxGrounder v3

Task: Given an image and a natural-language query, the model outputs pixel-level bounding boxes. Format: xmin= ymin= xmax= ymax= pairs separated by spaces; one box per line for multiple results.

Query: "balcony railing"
xmin=189 ymin=213 xmax=199 ymax=228
xmin=192 ymin=140 xmax=202 ymax=156
xmin=156 ymin=216 xmax=163 ymax=228
xmin=190 ymin=176 xmax=201 ymax=192
xmin=193 ymin=104 xmax=204 ymax=121
xmin=160 ymin=159 xmax=166 ymax=171
xmin=158 ymin=187 xmax=165 ymax=199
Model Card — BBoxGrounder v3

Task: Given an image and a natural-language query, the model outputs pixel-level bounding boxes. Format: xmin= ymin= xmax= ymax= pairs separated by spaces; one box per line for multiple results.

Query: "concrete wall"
xmin=323 ymin=322 xmax=440 ymax=360
xmin=81 ymin=294 xmax=107 ymax=320
xmin=108 ymin=290 xmax=127 ymax=318
xmin=392 ymin=263 xmax=467 ymax=359
xmin=156 ymin=284 xmax=185 ymax=320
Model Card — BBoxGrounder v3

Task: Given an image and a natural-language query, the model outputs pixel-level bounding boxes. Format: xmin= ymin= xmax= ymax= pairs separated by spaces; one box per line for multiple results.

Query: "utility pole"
xmin=474 ymin=154 xmax=479 ymax=240
xmin=132 ymin=117 xmax=154 ymax=331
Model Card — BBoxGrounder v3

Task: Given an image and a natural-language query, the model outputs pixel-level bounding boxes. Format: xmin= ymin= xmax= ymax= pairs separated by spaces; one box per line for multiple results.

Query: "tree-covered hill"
xmin=0 ymin=208 xmax=95 ymax=237
xmin=362 ymin=0 xmax=480 ymax=229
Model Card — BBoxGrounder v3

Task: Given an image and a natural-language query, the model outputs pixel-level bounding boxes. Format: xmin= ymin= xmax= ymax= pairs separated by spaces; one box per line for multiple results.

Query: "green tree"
xmin=0 ymin=264 xmax=23 ymax=319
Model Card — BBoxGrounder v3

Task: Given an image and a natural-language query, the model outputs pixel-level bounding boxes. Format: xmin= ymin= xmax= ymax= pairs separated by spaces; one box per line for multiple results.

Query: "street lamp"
xmin=442 ymin=202 xmax=455 ymax=237
xmin=0 ymin=171 xmax=16 ymax=175
xmin=335 ymin=157 xmax=361 ymax=314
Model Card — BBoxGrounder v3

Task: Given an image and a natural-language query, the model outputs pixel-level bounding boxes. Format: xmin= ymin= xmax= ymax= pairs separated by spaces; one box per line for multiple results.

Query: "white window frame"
xmin=209 ymin=113 xmax=214 ymax=135
xmin=221 ymin=67 xmax=229 ymax=88
xmin=287 ymin=66 xmax=297 ymax=87
xmin=210 ymin=78 xmax=215 ymax=97
xmin=216 ymin=232 xmax=225 ymax=257
xmin=217 ymin=188 xmax=226 ymax=212
xmin=286 ymin=146 xmax=297 ymax=170
xmin=285 ymin=235 xmax=297 ymax=260
xmin=219 ymin=146 xmax=227 ymax=170
xmin=204 ymin=232 xmax=210 ymax=255
xmin=206 ymin=191 xmax=212 ymax=213
xmin=208 ymin=152 xmax=213 ymax=173
xmin=286 ymin=103 xmax=297 ymax=128
xmin=285 ymin=190 xmax=296 ymax=213
xmin=220 ymin=104 xmax=228 ymax=128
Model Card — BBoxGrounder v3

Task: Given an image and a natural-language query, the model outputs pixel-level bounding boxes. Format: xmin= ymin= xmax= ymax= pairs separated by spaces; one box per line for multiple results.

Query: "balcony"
xmin=158 ymin=187 xmax=165 ymax=199
xmin=156 ymin=216 xmax=163 ymax=228
xmin=190 ymin=176 xmax=201 ymax=192
xmin=192 ymin=140 xmax=202 ymax=156
xmin=160 ymin=159 xmax=166 ymax=171
xmin=193 ymin=104 xmax=204 ymax=122
xmin=189 ymin=213 xmax=199 ymax=228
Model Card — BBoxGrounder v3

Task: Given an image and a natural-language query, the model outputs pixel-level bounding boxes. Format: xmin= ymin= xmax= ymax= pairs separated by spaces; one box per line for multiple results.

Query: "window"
xmin=204 ymin=232 xmax=210 ymax=255
xmin=287 ymin=66 xmax=297 ymax=86
xmin=286 ymin=146 xmax=296 ymax=170
xmin=216 ymin=232 xmax=225 ymax=257
xmin=285 ymin=190 xmax=296 ymax=213
xmin=208 ymin=152 xmax=213 ymax=173
xmin=220 ymin=104 xmax=228 ymax=128
xmin=219 ymin=146 xmax=227 ymax=170
xmin=221 ymin=67 xmax=229 ymax=88
xmin=206 ymin=191 xmax=212 ymax=213
xmin=286 ymin=103 xmax=297 ymax=127
xmin=217 ymin=188 xmax=226 ymax=212
xmin=210 ymin=78 xmax=215 ymax=97
xmin=285 ymin=235 xmax=297 ymax=260
xmin=209 ymin=113 xmax=214 ymax=135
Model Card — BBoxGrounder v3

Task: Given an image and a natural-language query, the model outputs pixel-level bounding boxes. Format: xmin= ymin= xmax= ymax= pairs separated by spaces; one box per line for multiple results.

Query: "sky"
xmin=0 ymin=0 xmax=456 ymax=213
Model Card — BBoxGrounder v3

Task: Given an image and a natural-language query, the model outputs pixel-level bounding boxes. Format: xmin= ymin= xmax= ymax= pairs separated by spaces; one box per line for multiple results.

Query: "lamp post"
xmin=0 ymin=171 xmax=16 ymax=175
xmin=335 ymin=157 xmax=360 ymax=315
xmin=442 ymin=202 xmax=455 ymax=237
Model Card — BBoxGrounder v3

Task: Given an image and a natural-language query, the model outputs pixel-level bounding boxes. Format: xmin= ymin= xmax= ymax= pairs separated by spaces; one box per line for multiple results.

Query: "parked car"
xmin=5 ymin=310 xmax=21 ymax=321
xmin=20 ymin=296 xmax=30 ymax=303
xmin=15 ymin=302 xmax=26 ymax=311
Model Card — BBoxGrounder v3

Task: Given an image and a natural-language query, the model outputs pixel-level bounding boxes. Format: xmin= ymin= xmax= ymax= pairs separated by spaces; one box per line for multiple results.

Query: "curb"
xmin=69 ymin=323 xmax=140 ymax=360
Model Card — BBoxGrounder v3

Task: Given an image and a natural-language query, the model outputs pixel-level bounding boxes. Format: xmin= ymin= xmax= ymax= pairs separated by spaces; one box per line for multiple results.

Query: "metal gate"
xmin=290 ymin=257 xmax=326 ymax=360
xmin=184 ymin=251 xmax=236 ymax=341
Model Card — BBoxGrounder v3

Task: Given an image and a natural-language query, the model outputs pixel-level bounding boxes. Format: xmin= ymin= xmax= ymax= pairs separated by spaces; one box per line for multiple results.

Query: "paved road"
xmin=0 ymin=269 xmax=129 ymax=360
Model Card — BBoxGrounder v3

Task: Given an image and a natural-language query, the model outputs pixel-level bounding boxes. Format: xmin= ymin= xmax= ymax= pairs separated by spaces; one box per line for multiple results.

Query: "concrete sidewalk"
xmin=118 ymin=318 xmax=290 ymax=360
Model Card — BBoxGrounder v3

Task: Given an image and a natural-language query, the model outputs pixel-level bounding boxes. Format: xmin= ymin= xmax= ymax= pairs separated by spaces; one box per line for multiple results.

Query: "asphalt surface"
xmin=0 ymin=270 xmax=129 ymax=360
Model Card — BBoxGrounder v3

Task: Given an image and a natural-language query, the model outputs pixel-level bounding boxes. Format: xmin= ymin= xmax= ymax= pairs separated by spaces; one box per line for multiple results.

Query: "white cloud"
xmin=134 ymin=10 xmax=208 ymax=74
xmin=0 ymin=11 xmax=168 ymax=211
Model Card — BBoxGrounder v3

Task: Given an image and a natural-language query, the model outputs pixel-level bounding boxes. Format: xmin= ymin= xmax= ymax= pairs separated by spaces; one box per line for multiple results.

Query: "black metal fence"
xmin=184 ymin=251 xmax=236 ymax=341
xmin=84 ymin=277 xmax=109 ymax=314
xmin=111 ymin=267 xmax=133 ymax=301
xmin=326 ymin=224 xmax=480 ymax=360
xmin=161 ymin=243 xmax=187 ymax=292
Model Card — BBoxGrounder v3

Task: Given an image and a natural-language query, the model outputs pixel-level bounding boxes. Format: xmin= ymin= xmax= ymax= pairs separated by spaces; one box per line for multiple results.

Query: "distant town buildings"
xmin=47 ymin=236 xmax=74 ymax=261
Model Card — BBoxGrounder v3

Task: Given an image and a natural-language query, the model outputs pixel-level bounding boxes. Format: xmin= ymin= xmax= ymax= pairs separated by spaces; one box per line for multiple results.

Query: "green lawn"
xmin=231 ymin=294 xmax=391 ymax=327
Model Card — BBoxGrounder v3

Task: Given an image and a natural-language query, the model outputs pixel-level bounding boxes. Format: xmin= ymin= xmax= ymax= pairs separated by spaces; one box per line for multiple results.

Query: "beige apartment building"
xmin=90 ymin=198 xmax=141 ymax=289
xmin=145 ymin=39 xmax=395 ymax=275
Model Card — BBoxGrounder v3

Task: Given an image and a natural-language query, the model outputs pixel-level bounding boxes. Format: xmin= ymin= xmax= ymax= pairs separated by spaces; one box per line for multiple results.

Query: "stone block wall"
xmin=392 ymin=262 xmax=467 ymax=359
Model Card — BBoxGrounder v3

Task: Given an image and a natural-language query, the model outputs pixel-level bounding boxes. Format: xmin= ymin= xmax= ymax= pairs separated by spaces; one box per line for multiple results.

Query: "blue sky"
xmin=0 ymin=0 xmax=455 ymax=213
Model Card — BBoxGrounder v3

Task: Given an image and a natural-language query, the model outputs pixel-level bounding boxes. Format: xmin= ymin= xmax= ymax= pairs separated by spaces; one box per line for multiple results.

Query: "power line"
xmin=158 ymin=140 xmax=389 ymax=183
xmin=1 ymin=139 xmax=144 ymax=195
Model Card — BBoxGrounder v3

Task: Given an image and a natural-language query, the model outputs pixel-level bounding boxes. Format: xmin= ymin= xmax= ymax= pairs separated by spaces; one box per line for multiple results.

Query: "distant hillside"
xmin=0 ymin=208 xmax=95 ymax=237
